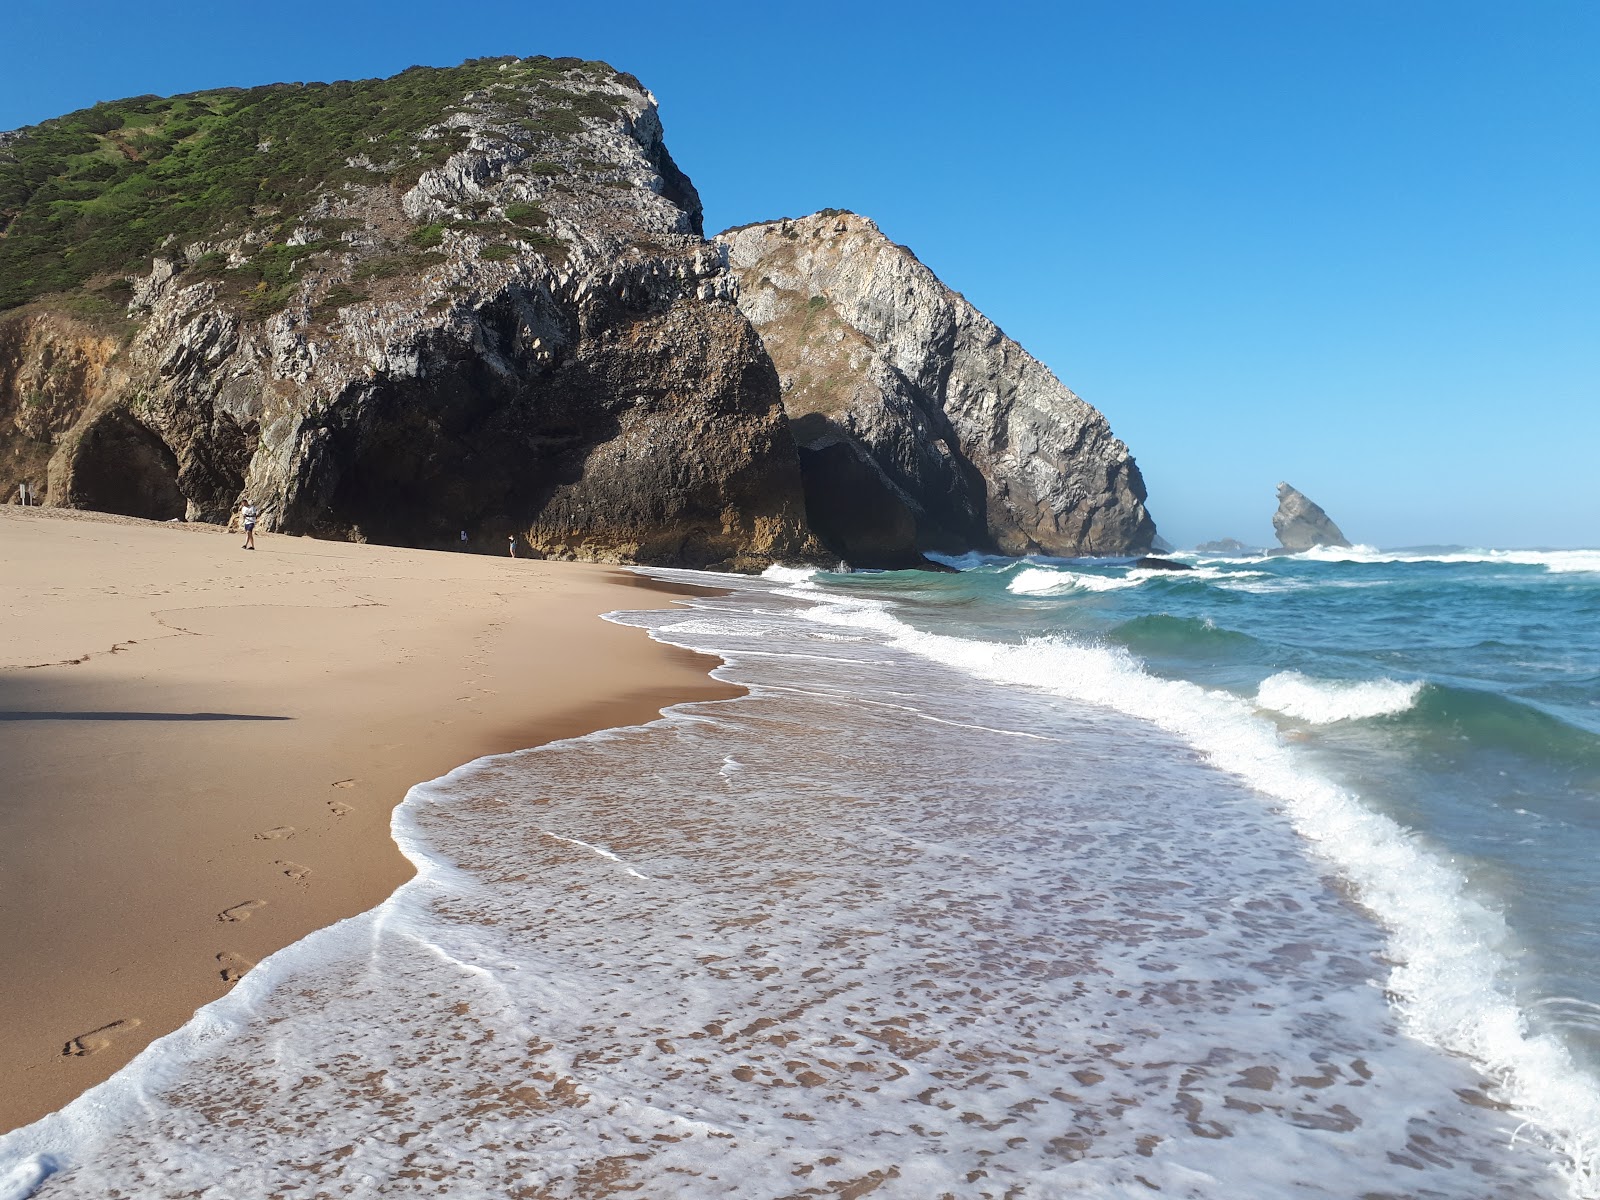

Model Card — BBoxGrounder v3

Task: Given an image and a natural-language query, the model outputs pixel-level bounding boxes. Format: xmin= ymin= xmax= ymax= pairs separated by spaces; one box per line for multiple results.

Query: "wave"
xmin=1294 ymin=546 xmax=1600 ymax=573
xmin=1004 ymin=563 xmax=1266 ymax=597
xmin=764 ymin=579 xmax=1600 ymax=1189
xmin=760 ymin=564 xmax=820 ymax=584
xmin=1006 ymin=566 xmax=1141 ymax=594
xmin=1106 ymin=613 xmax=1263 ymax=660
xmin=1398 ymin=683 xmax=1600 ymax=768
xmin=1255 ymin=671 xmax=1424 ymax=724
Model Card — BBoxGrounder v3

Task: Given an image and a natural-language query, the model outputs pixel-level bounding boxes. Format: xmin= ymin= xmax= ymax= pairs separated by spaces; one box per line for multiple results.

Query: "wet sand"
xmin=0 ymin=505 xmax=736 ymax=1133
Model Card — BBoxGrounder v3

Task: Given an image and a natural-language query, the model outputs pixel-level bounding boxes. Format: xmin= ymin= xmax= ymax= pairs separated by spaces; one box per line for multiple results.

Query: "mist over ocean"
xmin=3 ymin=545 xmax=1599 ymax=1198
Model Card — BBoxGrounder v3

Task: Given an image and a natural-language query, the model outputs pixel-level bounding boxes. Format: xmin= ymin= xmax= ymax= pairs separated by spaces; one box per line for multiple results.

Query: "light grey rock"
xmin=1272 ymin=482 xmax=1351 ymax=551
xmin=717 ymin=211 xmax=1155 ymax=562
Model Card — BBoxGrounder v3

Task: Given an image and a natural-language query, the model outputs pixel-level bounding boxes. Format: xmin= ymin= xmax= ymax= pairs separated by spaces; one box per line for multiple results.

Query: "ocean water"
xmin=3 ymin=546 xmax=1599 ymax=1198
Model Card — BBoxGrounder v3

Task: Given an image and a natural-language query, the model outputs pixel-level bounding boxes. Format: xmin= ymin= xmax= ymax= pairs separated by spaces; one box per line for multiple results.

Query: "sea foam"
xmin=1006 ymin=565 xmax=1140 ymax=594
xmin=756 ymin=573 xmax=1600 ymax=1192
xmin=1255 ymin=670 xmax=1424 ymax=724
xmin=1294 ymin=546 xmax=1600 ymax=573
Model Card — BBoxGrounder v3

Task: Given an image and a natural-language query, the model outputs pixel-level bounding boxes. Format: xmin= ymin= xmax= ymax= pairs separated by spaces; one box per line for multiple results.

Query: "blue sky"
xmin=4 ymin=1 xmax=1596 ymax=548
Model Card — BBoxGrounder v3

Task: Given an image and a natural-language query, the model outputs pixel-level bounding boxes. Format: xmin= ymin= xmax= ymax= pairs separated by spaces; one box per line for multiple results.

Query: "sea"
xmin=3 ymin=544 xmax=1599 ymax=1199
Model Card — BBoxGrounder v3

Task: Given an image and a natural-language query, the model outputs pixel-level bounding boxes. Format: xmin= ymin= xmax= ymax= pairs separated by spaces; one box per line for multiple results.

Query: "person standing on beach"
xmin=241 ymin=502 xmax=258 ymax=550
xmin=507 ymin=533 xmax=518 ymax=558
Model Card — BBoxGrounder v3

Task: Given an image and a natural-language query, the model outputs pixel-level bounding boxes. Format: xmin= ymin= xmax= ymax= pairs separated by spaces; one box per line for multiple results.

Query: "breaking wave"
xmin=1255 ymin=671 xmax=1425 ymax=724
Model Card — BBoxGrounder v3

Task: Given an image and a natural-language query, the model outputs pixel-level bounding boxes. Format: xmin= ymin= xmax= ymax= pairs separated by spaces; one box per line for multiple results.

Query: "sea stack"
xmin=1272 ymin=482 xmax=1351 ymax=551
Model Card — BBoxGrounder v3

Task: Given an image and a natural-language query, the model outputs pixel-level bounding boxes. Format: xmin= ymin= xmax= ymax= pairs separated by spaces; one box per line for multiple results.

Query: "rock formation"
xmin=0 ymin=59 xmax=821 ymax=569
xmin=1272 ymin=483 xmax=1351 ymax=552
xmin=717 ymin=212 xmax=1154 ymax=564
xmin=1196 ymin=537 xmax=1259 ymax=555
xmin=2 ymin=64 xmax=1157 ymax=570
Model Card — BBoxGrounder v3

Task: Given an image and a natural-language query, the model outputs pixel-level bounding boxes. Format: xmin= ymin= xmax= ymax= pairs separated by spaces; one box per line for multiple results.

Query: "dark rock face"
xmin=718 ymin=212 xmax=1156 ymax=563
xmin=1133 ymin=556 xmax=1192 ymax=571
xmin=1272 ymin=482 xmax=1352 ymax=552
xmin=67 ymin=408 xmax=187 ymax=520
xmin=273 ymin=264 xmax=817 ymax=568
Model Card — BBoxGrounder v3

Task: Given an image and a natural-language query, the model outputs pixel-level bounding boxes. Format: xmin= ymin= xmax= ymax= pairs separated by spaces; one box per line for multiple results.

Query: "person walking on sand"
xmin=241 ymin=501 xmax=258 ymax=550
xmin=507 ymin=533 xmax=518 ymax=558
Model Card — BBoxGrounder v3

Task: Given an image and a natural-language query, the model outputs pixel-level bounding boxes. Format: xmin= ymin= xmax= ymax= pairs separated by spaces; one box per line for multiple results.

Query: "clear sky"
xmin=4 ymin=1 xmax=1596 ymax=548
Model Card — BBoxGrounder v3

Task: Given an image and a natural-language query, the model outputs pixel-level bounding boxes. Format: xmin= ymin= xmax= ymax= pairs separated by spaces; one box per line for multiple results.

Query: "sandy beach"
xmin=0 ymin=505 xmax=735 ymax=1134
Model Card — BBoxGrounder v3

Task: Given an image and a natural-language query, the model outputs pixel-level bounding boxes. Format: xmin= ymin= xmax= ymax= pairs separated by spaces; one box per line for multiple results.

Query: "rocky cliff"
xmin=0 ymin=58 xmax=819 ymax=568
xmin=1273 ymin=482 xmax=1351 ymax=551
xmin=718 ymin=212 xmax=1154 ymax=562
xmin=2 ymin=63 xmax=1155 ymax=569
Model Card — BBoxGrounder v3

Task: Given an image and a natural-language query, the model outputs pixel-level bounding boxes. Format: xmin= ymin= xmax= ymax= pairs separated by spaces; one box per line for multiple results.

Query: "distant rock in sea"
xmin=1195 ymin=537 xmax=1260 ymax=555
xmin=1272 ymin=482 xmax=1352 ymax=552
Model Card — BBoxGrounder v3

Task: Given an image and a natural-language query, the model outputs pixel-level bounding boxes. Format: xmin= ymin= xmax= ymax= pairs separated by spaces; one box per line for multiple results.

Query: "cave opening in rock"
xmin=70 ymin=409 xmax=187 ymax=521
xmin=307 ymin=354 xmax=595 ymax=549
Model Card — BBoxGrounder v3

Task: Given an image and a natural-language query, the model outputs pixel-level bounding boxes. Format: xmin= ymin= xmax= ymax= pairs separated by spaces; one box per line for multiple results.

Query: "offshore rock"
xmin=1272 ymin=482 xmax=1351 ymax=552
xmin=1196 ymin=537 xmax=1259 ymax=555
xmin=0 ymin=60 xmax=819 ymax=570
xmin=717 ymin=211 xmax=1155 ymax=563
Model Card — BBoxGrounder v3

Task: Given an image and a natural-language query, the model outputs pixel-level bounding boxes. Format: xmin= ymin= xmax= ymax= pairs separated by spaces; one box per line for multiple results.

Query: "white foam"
xmin=759 ymin=563 xmax=819 ymax=584
xmin=0 ymin=1157 xmax=56 ymax=1200
xmin=1293 ymin=546 xmax=1600 ymax=573
xmin=1006 ymin=565 xmax=1140 ymax=594
xmin=782 ymin=585 xmax=1600 ymax=1190
xmin=1255 ymin=671 xmax=1424 ymax=724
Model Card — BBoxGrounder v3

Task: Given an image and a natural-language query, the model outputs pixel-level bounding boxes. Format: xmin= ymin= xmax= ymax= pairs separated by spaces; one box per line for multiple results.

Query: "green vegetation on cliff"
xmin=0 ymin=56 xmax=635 ymax=311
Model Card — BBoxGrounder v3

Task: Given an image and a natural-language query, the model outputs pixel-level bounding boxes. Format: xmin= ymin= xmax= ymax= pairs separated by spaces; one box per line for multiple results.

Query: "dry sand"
xmin=0 ymin=505 xmax=736 ymax=1134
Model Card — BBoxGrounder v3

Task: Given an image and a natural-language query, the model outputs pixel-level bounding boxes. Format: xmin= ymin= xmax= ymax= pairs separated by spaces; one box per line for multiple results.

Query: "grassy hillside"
xmin=0 ymin=56 xmax=636 ymax=313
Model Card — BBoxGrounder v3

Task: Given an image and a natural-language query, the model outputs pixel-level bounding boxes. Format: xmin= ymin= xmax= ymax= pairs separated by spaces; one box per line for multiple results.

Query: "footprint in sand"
xmin=253 ymin=825 xmax=295 ymax=841
xmin=273 ymin=861 xmax=311 ymax=883
xmin=63 ymin=1018 xmax=141 ymax=1057
xmin=331 ymin=779 xmax=358 ymax=790
xmin=328 ymin=799 xmax=353 ymax=817
xmin=216 ymin=951 xmax=255 ymax=984
xmin=219 ymin=899 xmax=267 ymax=922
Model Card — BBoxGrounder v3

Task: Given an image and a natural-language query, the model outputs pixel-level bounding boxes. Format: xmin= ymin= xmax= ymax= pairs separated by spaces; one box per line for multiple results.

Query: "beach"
xmin=0 ymin=505 xmax=734 ymax=1134
xmin=2 ymin=521 xmax=1595 ymax=1197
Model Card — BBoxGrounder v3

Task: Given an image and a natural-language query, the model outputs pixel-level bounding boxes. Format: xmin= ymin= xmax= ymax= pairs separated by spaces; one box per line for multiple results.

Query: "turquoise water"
xmin=834 ymin=547 xmax=1600 ymax=1073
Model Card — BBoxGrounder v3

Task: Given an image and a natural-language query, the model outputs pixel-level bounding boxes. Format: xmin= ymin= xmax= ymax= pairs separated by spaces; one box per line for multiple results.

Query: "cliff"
xmin=1273 ymin=482 xmax=1351 ymax=552
xmin=0 ymin=58 xmax=818 ymax=568
xmin=3 ymin=65 xmax=1155 ymax=570
xmin=718 ymin=212 xmax=1155 ymax=562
